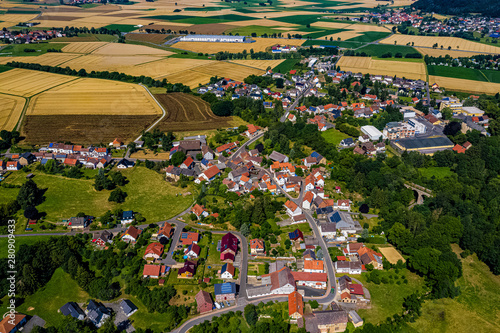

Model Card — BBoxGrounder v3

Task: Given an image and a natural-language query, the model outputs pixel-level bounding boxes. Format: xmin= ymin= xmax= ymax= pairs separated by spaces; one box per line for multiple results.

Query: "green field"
xmin=145 ymin=14 xmax=254 ymax=24
xmin=226 ymin=25 xmax=283 ymax=37
xmin=418 ymin=166 xmax=454 ymax=179
xmin=481 ymin=69 xmax=500 ymax=83
xmin=409 ymin=244 xmax=500 ymax=333
xmin=0 ymin=167 xmax=193 ymax=224
xmin=305 ymin=28 xmax=347 ymax=39
xmin=0 ymin=268 xmax=89 ymax=327
xmin=427 ymin=65 xmax=488 ymax=82
xmin=272 ymin=15 xmax=326 ymax=26
xmin=347 ymin=31 xmax=391 ymax=43
xmin=103 ymin=24 xmax=138 ymax=32
xmin=355 ymin=44 xmax=419 ymax=57
xmin=0 ymin=43 xmax=67 ymax=56
xmin=321 ymin=128 xmax=350 ymax=146
xmin=302 ymin=39 xmax=361 ymax=48
xmin=273 ymin=58 xmax=300 ymax=73
xmin=0 ymin=64 xmax=12 ymax=73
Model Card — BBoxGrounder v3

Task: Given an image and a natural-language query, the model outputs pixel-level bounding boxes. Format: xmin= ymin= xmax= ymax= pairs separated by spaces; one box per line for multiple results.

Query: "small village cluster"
xmin=0 ymin=29 xmax=64 ymax=43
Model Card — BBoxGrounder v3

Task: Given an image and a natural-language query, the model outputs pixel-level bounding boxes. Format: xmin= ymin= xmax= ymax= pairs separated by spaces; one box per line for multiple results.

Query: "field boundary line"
xmin=56 ymin=54 xmax=85 ymax=67
xmin=226 ymin=60 xmax=277 ymax=72
xmin=135 ymin=83 xmax=167 ymax=142
xmin=478 ymin=70 xmax=490 ymax=82
xmin=175 ymin=94 xmax=208 ymax=121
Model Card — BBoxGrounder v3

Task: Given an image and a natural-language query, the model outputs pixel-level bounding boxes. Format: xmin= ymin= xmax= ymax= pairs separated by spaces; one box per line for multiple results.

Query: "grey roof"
xmin=349 ymin=310 xmax=363 ymax=324
xmin=303 ymin=249 xmax=316 ymax=260
xmin=120 ymin=299 xmax=137 ymax=315
xmin=320 ymin=223 xmax=337 ymax=233
xmin=246 ymin=285 xmax=271 ymax=297
xmin=60 ymin=302 xmax=85 ymax=319
xmin=86 ymin=300 xmax=109 ymax=326
xmin=269 ymin=151 xmax=287 ymax=162
xmin=304 ymin=310 xmax=348 ymax=333
xmin=269 ymin=261 xmax=285 ymax=273
xmin=395 ymin=136 xmax=454 ymax=150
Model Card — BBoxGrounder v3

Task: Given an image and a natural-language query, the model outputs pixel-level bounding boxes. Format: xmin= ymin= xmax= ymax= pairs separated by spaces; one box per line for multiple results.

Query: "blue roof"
xmin=60 ymin=302 xmax=85 ymax=319
xmin=288 ymin=229 xmax=302 ymax=240
xmin=329 ymin=211 xmax=342 ymax=223
xmin=49 ymin=143 xmax=54 ymax=148
xmin=201 ymin=158 xmax=209 ymax=166
xmin=214 ymin=282 xmax=236 ymax=295
xmin=311 ymin=151 xmax=320 ymax=158
xmin=489 ymin=33 xmax=500 ymax=38
xmin=309 ymin=106 xmax=317 ymax=111
xmin=181 ymin=233 xmax=188 ymax=239
xmin=41 ymin=158 xmax=49 ymax=165
xmin=221 ymin=263 xmax=229 ymax=273
xmin=341 ymin=138 xmax=354 ymax=145
xmin=122 ymin=210 xmax=133 ymax=219
xmin=120 ymin=300 xmax=137 ymax=315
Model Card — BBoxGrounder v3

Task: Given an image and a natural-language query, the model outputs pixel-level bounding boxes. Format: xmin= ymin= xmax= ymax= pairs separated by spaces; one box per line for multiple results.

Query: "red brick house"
xmin=195 ymin=290 xmax=213 ymax=314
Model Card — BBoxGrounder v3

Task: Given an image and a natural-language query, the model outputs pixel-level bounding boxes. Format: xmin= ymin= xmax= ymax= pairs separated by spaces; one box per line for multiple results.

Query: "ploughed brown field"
xmin=153 ymin=93 xmax=232 ymax=132
xmin=125 ymin=33 xmax=170 ymax=44
xmin=22 ymin=115 xmax=159 ymax=144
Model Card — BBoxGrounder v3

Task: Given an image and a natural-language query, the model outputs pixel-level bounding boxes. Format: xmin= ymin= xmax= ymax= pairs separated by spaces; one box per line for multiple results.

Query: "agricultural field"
xmin=337 ymin=56 xmax=427 ymax=80
xmin=427 ymin=65 xmax=488 ymax=82
xmin=228 ymin=59 xmax=284 ymax=70
xmin=378 ymin=246 xmax=405 ymax=264
xmin=125 ymin=33 xmax=170 ymax=44
xmin=0 ymin=68 xmax=77 ymax=97
xmin=26 ymin=77 xmax=163 ymax=116
xmin=272 ymin=58 xmax=300 ymax=73
xmin=61 ymin=42 xmax=108 ymax=53
xmin=0 ymin=53 xmax=81 ymax=67
xmin=0 ymin=93 xmax=25 ymax=131
xmin=172 ymin=37 xmax=305 ymax=53
xmin=380 ymin=34 xmax=500 ymax=54
xmin=429 ymin=75 xmax=500 ymax=95
xmin=416 ymin=47 xmax=487 ymax=58
xmin=355 ymin=44 xmax=419 ymax=57
xmin=91 ymin=42 xmax=174 ymax=56
xmin=153 ymin=93 xmax=233 ymax=132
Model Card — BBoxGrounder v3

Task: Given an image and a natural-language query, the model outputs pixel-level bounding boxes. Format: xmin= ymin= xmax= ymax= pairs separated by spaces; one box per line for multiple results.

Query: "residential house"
xmin=0 ymin=313 xmax=27 ymax=333
xmin=288 ymin=291 xmax=304 ymax=319
xmin=320 ymin=223 xmax=337 ymax=239
xmin=303 ymin=249 xmax=316 ymax=260
xmin=220 ymin=262 xmax=236 ymax=279
xmin=180 ymin=232 xmax=199 ymax=245
xmin=92 ymin=230 xmax=112 ymax=247
xmin=301 ymin=310 xmax=348 ymax=333
xmin=185 ymin=243 xmax=201 ymax=259
xmin=340 ymin=138 xmax=354 ymax=147
xmin=247 ymin=267 xmax=296 ymax=298
xmin=18 ymin=152 xmax=35 ymax=166
xmin=117 ymin=159 xmax=134 ymax=169
xmin=358 ymin=247 xmax=383 ymax=270
xmin=344 ymin=243 xmax=364 ymax=255
xmin=302 ymin=191 xmax=314 ymax=210
xmin=6 ymin=161 xmax=21 ymax=171
xmin=142 ymin=264 xmax=167 ymax=279
xmin=304 ymin=260 xmax=324 ymax=273
xmin=289 ymin=229 xmax=304 ymax=242
xmin=60 ymin=302 xmax=85 ymax=320
xmin=191 ymin=204 xmax=209 ymax=219
xmin=178 ymin=260 xmax=197 ymax=278
xmin=121 ymin=226 xmax=142 ymax=243
xmin=335 ymin=261 xmax=362 ymax=274
xmin=285 ymin=200 xmax=303 ymax=217
xmin=120 ymin=300 xmax=138 ymax=317
xmin=68 ymin=216 xmax=93 ymax=229
xmin=86 ymin=300 xmax=110 ymax=328
xmin=121 ymin=210 xmax=134 ymax=224
xmin=334 ymin=200 xmax=351 ymax=212
xmin=250 ymin=238 xmax=265 ymax=255
xmin=269 ymin=151 xmax=289 ymax=163
xmin=144 ymin=242 xmax=164 ymax=261
xmin=245 ymin=124 xmax=261 ymax=137
xmin=195 ymin=290 xmax=213 ymax=314
xmin=157 ymin=222 xmax=174 ymax=240
xmin=214 ymin=282 xmax=237 ymax=301
xmin=180 ymin=156 xmax=194 ymax=169
xmin=291 ymin=271 xmax=328 ymax=289
xmin=201 ymin=145 xmax=214 ymax=160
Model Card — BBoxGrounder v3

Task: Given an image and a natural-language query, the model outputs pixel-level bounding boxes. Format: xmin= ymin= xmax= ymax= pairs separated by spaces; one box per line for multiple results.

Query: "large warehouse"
xmin=178 ymin=35 xmax=247 ymax=43
xmin=393 ymin=136 xmax=454 ymax=155
xmin=360 ymin=125 xmax=386 ymax=141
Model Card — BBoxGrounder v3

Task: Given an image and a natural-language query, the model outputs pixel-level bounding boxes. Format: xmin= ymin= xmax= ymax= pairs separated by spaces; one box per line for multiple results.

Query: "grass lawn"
xmin=0 ymin=167 xmax=193 ymax=225
xmin=418 ymin=166 xmax=453 ymax=179
xmin=347 ymin=31 xmax=391 ymax=43
xmin=0 ymin=43 xmax=67 ymax=56
xmin=427 ymin=65 xmax=488 ymax=82
xmin=348 ymin=269 xmax=426 ymax=325
xmin=321 ymin=128 xmax=350 ymax=146
xmin=3 ymin=268 xmax=89 ymax=327
xmin=0 ymin=235 xmax=55 ymax=258
xmin=409 ymin=244 xmax=500 ymax=333
xmin=355 ymin=44 xmax=419 ymax=57
xmin=280 ymin=222 xmax=312 ymax=236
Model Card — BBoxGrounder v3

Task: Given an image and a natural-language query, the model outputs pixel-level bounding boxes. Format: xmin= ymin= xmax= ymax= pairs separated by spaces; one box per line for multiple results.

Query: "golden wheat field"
xmin=380 ymin=35 xmax=500 ymax=54
xmin=91 ymin=43 xmax=173 ymax=56
xmin=173 ymin=37 xmax=305 ymax=53
xmin=337 ymin=56 xmax=427 ymax=80
xmin=416 ymin=47 xmax=486 ymax=58
xmin=0 ymin=53 xmax=81 ymax=67
xmin=61 ymin=54 xmax=164 ymax=72
xmin=62 ymin=42 xmax=108 ymax=54
xmin=378 ymin=246 xmax=406 ymax=264
xmin=0 ymin=94 xmax=25 ymax=131
xmin=0 ymin=69 xmax=77 ymax=97
xmin=26 ymin=77 xmax=163 ymax=116
xmin=229 ymin=59 xmax=284 ymax=70
xmin=429 ymin=76 xmax=500 ymax=95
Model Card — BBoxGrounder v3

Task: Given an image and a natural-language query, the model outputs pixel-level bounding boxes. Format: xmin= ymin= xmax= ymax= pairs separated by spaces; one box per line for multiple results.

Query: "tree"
xmin=23 ymin=206 xmax=38 ymax=220
xmin=196 ymin=153 xmax=203 ymax=161
xmin=94 ymin=169 xmax=115 ymax=191
xmin=443 ymin=121 xmax=461 ymax=136
xmin=309 ymin=300 xmax=319 ymax=309
xmin=17 ymin=179 xmax=42 ymax=209
xmin=240 ymin=223 xmax=251 ymax=237
xmin=212 ymin=100 xmax=234 ymax=116
xmin=109 ymin=171 xmax=127 ymax=186
xmin=295 ymin=167 xmax=304 ymax=177
xmin=171 ymin=151 xmax=187 ymax=166
xmin=284 ymin=239 xmax=291 ymax=249
xmin=276 ymin=78 xmax=284 ymax=88
xmin=244 ymin=304 xmax=258 ymax=326
xmin=359 ymin=203 xmax=369 ymax=213
xmin=108 ymin=188 xmax=128 ymax=203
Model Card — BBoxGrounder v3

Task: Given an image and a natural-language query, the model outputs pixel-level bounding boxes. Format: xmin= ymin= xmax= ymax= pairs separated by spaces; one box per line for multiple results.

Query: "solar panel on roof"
xmin=221 ymin=283 xmax=233 ymax=293
xmin=181 ymin=233 xmax=188 ymax=239
xmin=329 ymin=212 xmax=342 ymax=223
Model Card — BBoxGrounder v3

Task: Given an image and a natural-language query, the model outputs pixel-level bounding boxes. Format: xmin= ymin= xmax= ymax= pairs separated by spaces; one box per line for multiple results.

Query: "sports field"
xmin=380 ymin=35 xmax=500 ymax=54
xmin=172 ymin=37 xmax=305 ymax=53
xmin=0 ymin=94 xmax=25 ymax=131
xmin=429 ymin=76 xmax=500 ymax=94
xmin=337 ymin=56 xmax=427 ymax=80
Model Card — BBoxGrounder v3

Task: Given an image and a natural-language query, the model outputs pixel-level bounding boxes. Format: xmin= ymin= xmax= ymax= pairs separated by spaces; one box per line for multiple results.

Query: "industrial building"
xmin=360 ymin=125 xmax=385 ymax=141
xmin=393 ymin=136 xmax=454 ymax=155
xmin=178 ymin=35 xmax=248 ymax=43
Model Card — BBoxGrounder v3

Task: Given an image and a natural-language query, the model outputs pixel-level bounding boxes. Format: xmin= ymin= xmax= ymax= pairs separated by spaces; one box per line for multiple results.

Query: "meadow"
xmin=418 ymin=166 xmax=454 ymax=179
xmin=321 ymin=128 xmax=350 ymax=146
xmin=427 ymin=65 xmax=488 ymax=82
xmin=355 ymin=44 xmax=419 ymax=57
xmin=0 ymin=42 xmax=68 ymax=56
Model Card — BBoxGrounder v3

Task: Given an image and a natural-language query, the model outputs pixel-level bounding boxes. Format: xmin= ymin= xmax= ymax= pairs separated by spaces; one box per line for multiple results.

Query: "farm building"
xmin=178 ymin=35 xmax=248 ymax=43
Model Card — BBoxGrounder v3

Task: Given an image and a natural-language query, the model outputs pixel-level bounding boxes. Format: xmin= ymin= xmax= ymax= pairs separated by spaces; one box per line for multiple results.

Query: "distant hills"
xmin=413 ymin=0 xmax=500 ymax=18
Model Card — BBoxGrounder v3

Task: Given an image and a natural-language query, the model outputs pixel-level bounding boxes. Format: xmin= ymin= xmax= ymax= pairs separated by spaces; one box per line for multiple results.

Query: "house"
xmin=0 ymin=313 xmax=27 ymax=333
xmin=68 ymin=216 xmax=93 ymax=229
xmin=358 ymin=247 xmax=383 ymax=270
xmin=288 ymin=291 xmax=304 ymax=319
xmin=92 ymin=230 xmax=112 ymax=247
xmin=303 ymin=249 xmax=316 ymax=260
xmin=191 ymin=204 xmax=209 ymax=219
xmin=144 ymin=242 xmax=164 ymax=260
xmin=117 ymin=159 xmax=134 ymax=169
xmin=178 ymin=260 xmax=197 ymax=278
xmin=335 ymin=261 xmax=362 ymax=274
xmin=180 ymin=232 xmax=199 ymax=245
xmin=289 ymin=229 xmax=304 ymax=241
xmin=60 ymin=302 xmax=85 ymax=320
xmin=287 ymin=113 xmax=297 ymax=122
xmin=302 ymin=310 xmax=348 ymax=333
xmin=185 ymin=243 xmax=201 ymax=259
xmin=328 ymin=211 xmax=362 ymax=233
xmin=120 ymin=300 xmax=138 ymax=317
xmin=180 ymin=156 xmax=194 ymax=169
xmin=214 ymin=282 xmax=237 ymax=301
xmin=121 ymin=210 xmax=134 ymax=224
xmin=345 ymin=243 xmax=364 ymax=255
xmin=291 ymin=271 xmax=328 ymax=289
xmin=245 ymin=124 xmax=260 ymax=137
xmin=349 ymin=310 xmax=364 ymax=328
xmin=220 ymin=262 xmax=236 ymax=279
xmin=157 ymin=222 xmax=174 ymax=240
xmin=195 ymin=290 xmax=213 ymax=314
xmin=269 ymin=151 xmax=289 ymax=163
xmin=320 ymin=223 xmax=337 ymax=239
xmin=284 ymin=200 xmax=303 ymax=217
xmin=220 ymin=232 xmax=239 ymax=256
xmin=340 ymin=138 xmax=354 ymax=147
xmin=86 ymin=300 xmax=110 ymax=328
xmin=122 ymin=226 xmax=142 ymax=243
xmin=304 ymin=259 xmax=324 ymax=273
xmin=6 ymin=161 xmax=21 ymax=171
xmin=197 ymin=165 xmax=221 ymax=183
xmin=142 ymin=264 xmax=166 ymax=278
xmin=250 ymin=238 xmax=265 ymax=255
xmin=220 ymin=252 xmax=235 ymax=263
xmin=247 ymin=267 xmax=296 ymax=298
xmin=18 ymin=152 xmax=35 ymax=166
xmin=335 ymin=199 xmax=351 ymax=212
xmin=201 ymin=145 xmax=214 ymax=160
xmin=302 ymin=191 xmax=314 ymax=210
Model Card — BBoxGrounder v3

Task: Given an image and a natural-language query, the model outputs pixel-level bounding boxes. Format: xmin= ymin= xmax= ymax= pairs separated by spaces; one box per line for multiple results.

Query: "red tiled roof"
xmin=143 ymin=264 xmax=161 ymax=276
xmin=288 ymin=291 xmax=304 ymax=317
xmin=291 ymin=271 xmax=327 ymax=282
xmin=122 ymin=226 xmax=142 ymax=240
xmin=145 ymin=242 xmax=164 ymax=257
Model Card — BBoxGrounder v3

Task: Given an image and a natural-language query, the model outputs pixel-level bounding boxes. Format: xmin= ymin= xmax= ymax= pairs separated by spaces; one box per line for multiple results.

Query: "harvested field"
xmin=61 ymin=54 xmax=163 ymax=72
xmin=380 ymin=35 xmax=500 ymax=54
xmin=337 ymin=56 xmax=426 ymax=80
xmin=126 ymin=33 xmax=169 ymax=44
xmin=172 ymin=37 xmax=305 ymax=53
xmin=379 ymin=246 xmax=405 ymax=264
xmin=153 ymin=93 xmax=232 ymax=132
xmin=0 ymin=68 xmax=77 ymax=97
xmin=0 ymin=53 xmax=80 ymax=67
xmin=168 ymin=23 xmax=237 ymax=34
xmin=0 ymin=94 xmax=25 ymax=131
xmin=91 ymin=43 xmax=173 ymax=56
xmin=429 ymin=76 xmax=500 ymax=95
xmin=22 ymin=115 xmax=159 ymax=144
xmin=229 ymin=59 xmax=285 ymax=70
xmin=416 ymin=47 xmax=486 ymax=58
xmin=38 ymin=15 xmax=80 ymax=21
xmin=62 ymin=42 xmax=108 ymax=54
xmin=26 ymin=77 xmax=163 ymax=116
xmin=164 ymin=70 xmax=213 ymax=88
